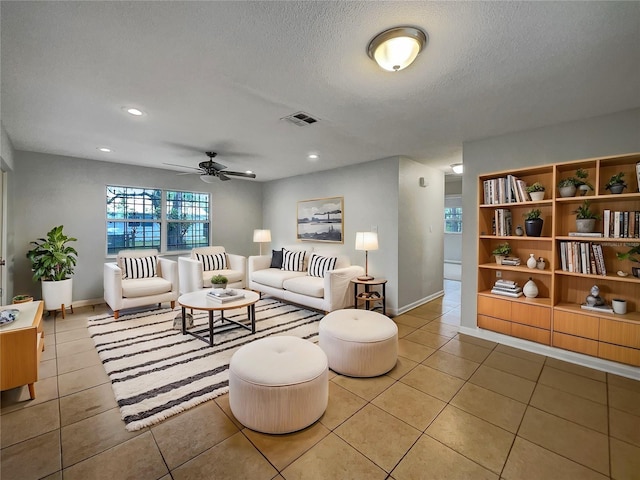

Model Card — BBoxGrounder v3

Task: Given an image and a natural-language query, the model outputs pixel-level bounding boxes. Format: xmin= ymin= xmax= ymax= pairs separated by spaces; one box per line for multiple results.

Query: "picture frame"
xmin=297 ymin=196 xmax=344 ymax=243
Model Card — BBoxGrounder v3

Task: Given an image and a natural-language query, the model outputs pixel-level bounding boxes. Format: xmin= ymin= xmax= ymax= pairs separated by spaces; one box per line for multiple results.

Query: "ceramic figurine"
xmin=536 ymin=257 xmax=545 ymax=270
xmin=515 ymin=225 xmax=524 ymax=236
xmin=586 ymin=285 xmax=604 ymax=306
xmin=523 ymin=278 xmax=538 ymax=298
xmin=527 ymin=254 xmax=537 ymax=269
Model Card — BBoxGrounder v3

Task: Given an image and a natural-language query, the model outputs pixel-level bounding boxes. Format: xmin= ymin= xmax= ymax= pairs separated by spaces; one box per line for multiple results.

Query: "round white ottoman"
xmin=228 ymin=336 xmax=328 ymax=434
xmin=319 ymin=309 xmax=398 ymax=377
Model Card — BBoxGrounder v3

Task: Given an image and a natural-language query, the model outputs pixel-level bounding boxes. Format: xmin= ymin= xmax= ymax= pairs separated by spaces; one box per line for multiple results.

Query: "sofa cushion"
xmin=252 ymin=268 xmax=306 ymax=289
xmin=307 ymin=253 xmax=337 ymax=277
xmin=283 ymin=276 xmax=324 ymax=298
xmin=122 ymin=256 xmax=157 ymax=279
xmin=122 ymin=276 xmax=172 ymax=298
xmin=282 ymin=249 xmax=306 ymax=272
xmin=195 ymin=253 xmax=227 ymax=271
xmin=201 ymin=268 xmax=244 ymax=285
xmin=270 ymin=249 xmax=283 ymax=269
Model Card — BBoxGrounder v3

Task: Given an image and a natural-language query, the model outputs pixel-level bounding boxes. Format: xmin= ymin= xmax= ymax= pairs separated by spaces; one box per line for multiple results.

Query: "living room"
xmin=1 ymin=2 xmax=639 ymax=479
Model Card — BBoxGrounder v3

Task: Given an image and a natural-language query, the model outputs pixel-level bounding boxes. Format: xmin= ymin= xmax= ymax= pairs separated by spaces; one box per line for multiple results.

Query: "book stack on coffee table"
xmin=491 ymin=279 xmax=523 ymax=298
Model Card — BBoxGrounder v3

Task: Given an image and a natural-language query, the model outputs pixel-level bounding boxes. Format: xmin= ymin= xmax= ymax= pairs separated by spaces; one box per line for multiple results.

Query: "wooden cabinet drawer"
xmin=599 ymin=342 xmax=640 ymax=367
xmin=553 ymin=332 xmax=599 ymax=356
xmin=599 ymin=319 xmax=640 ymax=349
xmin=512 ymin=323 xmax=550 ymax=345
xmin=512 ymin=303 xmax=550 ymax=329
xmin=553 ymin=311 xmax=599 ymax=339
xmin=478 ymin=296 xmax=511 ymax=321
xmin=478 ymin=315 xmax=511 ymax=335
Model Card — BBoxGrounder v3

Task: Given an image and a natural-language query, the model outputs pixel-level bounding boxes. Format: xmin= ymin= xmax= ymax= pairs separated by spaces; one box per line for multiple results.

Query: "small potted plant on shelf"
xmin=210 ymin=274 xmax=229 ymax=289
xmin=617 ymin=245 xmax=640 ymax=278
xmin=575 ymin=168 xmax=594 ymax=196
xmin=573 ymin=200 xmax=600 ymax=233
xmin=523 ymin=209 xmax=543 ymax=237
xmin=557 ymin=176 xmax=578 ymax=197
xmin=491 ymin=243 xmax=511 ymax=265
xmin=12 ymin=294 xmax=34 ymax=304
xmin=526 ymin=182 xmax=545 ymax=201
xmin=604 ymin=172 xmax=627 ymax=194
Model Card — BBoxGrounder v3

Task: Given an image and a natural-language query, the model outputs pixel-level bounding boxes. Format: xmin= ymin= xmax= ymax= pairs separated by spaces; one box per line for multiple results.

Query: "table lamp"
xmin=355 ymin=232 xmax=378 ymax=280
xmin=253 ymin=229 xmax=271 ymax=255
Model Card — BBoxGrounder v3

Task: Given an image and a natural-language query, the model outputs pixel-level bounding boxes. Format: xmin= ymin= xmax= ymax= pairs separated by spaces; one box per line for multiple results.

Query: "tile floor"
xmin=1 ymin=280 xmax=639 ymax=479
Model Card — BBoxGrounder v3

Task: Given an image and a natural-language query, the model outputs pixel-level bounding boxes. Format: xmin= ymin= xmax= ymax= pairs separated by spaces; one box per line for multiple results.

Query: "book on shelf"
xmin=207 ymin=289 xmax=245 ymax=303
xmin=500 ymin=257 xmax=521 ymax=266
xmin=568 ymin=232 xmax=603 ymax=237
xmin=581 ymin=304 xmax=614 ymax=314
xmin=491 ymin=289 xmax=523 ymax=298
xmin=492 ymin=285 xmax=522 ymax=293
xmin=495 ymin=279 xmax=516 ymax=286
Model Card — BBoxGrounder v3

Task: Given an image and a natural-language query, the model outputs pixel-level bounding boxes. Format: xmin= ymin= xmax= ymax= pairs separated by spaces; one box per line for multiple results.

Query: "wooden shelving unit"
xmin=477 ymin=153 xmax=640 ymax=366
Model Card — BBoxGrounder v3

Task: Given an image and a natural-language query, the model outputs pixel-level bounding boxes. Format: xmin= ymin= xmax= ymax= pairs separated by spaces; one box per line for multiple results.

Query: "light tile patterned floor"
xmin=2 ymin=280 xmax=639 ymax=479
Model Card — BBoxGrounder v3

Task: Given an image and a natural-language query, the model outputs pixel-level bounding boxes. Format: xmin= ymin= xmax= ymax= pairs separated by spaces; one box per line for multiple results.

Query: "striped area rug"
xmin=87 ymin=297 xmax=323 ymax=431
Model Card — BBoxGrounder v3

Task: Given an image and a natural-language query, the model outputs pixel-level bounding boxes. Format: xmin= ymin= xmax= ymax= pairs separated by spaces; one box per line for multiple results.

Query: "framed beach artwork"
xmin=297 ymin=196 xmax=344 ymax=243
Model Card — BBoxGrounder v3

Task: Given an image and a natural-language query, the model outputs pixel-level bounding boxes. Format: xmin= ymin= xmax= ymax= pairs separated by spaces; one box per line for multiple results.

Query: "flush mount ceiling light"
xmin=451 ymin=163 xmax=464 ymax=174
xmin=367 ymin=26 xmax=428 ymax=72
xmin=97 ymin=147 xmax=112 ymax=153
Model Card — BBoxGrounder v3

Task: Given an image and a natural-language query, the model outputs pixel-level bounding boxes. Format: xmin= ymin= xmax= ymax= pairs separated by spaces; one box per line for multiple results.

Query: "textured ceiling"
xmin=2 ymin=1 xmax=639 ymax=181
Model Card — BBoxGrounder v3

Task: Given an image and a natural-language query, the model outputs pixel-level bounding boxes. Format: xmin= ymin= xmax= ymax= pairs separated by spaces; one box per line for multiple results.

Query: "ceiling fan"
xmin=164 ymin=151 xmax=257 ymax=183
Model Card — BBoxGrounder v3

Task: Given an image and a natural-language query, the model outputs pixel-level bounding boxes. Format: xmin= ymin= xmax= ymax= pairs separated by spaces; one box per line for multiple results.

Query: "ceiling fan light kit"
xmin=368 ymin=26 xmax=427 ymax=72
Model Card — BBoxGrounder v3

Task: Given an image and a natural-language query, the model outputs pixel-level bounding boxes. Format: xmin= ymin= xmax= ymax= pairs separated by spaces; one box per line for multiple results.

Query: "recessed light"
xmin=97 ymin=147 xmax=112 ymax=153
xmin=451 ymin=163 xmax=463 ymax=174
xmin=308 ymin=154 xmax=319 ymax=160
xmin=122 ymin=107 xmax=145 ymax=116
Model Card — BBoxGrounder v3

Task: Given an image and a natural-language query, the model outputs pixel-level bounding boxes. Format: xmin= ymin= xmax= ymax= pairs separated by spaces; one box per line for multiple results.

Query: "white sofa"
xmin=248 ymin=247 xmax=364 ymax=312
xmin=104 ymin=249 xmax=179 ymax=319
xmin=178 ymin=246 xmax=246 ymax=293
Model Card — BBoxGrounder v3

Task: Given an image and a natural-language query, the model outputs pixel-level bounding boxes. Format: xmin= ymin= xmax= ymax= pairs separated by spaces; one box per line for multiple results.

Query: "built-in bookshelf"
xmin=477 ymin=153 xmax=640 ymax=366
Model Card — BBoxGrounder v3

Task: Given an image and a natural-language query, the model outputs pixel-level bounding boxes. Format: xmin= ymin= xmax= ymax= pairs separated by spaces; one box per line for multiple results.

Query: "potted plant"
xmin=526 ymin=182 xmax=545 ymax=201
xmin=210 ymin=274 xmax=229 ymax=289
xmin=26 ymin=225 xmax=78 ymax=312
xmin=524 ymin=209 xmax=543 ymax=237
xmin=617 ymin=245 xmax=640 ymax=278
xmin=575 ymin=168 xmax=594 ymax=196
xmin=557 ymin=177 xmax=578 ymax=198
xmin=491 ymin=243 xmax=511 ymax=265
xmin=12 ymin=294 xmax=34 ymax=304
xmin=573 ymin=200 xmax=600 ymax=233
xmin=604 ymin=172 xmax=627 ymax=194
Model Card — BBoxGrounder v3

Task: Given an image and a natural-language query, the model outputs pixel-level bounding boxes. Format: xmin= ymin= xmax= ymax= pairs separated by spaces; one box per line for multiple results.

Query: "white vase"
xmin=41 ymin=278 xmax=73 ymax=311
xmin=523 ymin=278 xmax=538 ymax=298
xmin=530 ymin=191 xmax=545 ymax=201
xmin=527 ymin=254 xmax=537 ymax=269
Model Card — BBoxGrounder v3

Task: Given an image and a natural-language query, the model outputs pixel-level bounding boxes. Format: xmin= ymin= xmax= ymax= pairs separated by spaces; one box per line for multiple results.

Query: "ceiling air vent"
xmin=282 ymin=111 xmax=319 ymax=127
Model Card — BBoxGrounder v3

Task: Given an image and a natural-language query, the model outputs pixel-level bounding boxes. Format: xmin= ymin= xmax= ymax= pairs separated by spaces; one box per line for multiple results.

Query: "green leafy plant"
xmin=524 ymin=209 xmax=542 ymax=220
xmin=604 ymin=172 xmax=627 ymax=191
xmin=558 ymin=177 xmax=578 ymax=188
xmin=12 ymin=294 xmax=33 ymax=303
xmin=575 ymin=168 xmax=594 ymax=191
xmin=526 ymin=182 xmax=545 ymax=193
xmin=26 ymin=225 xmax=78 ymax=282
xmin=210 ymin=274 xmax=228 ymax=285
xmin=491 ymin=243 xmax=511 ymax=256
xmin=573 ymin=200 xmax=600 ymax=220
xmin=617 ymin=245 xmax=640 ymax=264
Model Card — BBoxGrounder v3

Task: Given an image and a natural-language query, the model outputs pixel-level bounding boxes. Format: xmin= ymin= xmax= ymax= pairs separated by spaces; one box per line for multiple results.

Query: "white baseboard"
xmin=69 ymin=298 xmax=105 ymax=308
xmin=396 ymin=290 xmax=445 ymax=316
xmin=458 ymin=326 xmax=640 ymax=381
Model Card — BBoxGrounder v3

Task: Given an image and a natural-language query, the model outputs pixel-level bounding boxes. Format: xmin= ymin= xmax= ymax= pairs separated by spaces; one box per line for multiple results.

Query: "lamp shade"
xmin=253 ymin=229 xmax=271 ymax=243
xmin=355 ymin=232 xmax=379 ymax=251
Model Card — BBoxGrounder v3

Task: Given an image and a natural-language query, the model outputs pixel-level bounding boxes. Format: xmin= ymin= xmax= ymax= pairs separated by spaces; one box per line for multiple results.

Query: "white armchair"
xmin=104 ymin=249 xmax=179 ymax=319
xmin=178 ymin=246 xmax=246 ymax=294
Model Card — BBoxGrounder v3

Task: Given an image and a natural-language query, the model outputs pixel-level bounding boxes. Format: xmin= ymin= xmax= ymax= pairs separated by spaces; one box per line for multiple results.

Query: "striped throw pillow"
xmin=282 ymin=249 xmax=306 ymax=272
xmin=307 ymin=253 xmax=337 ymax=277
xmin=195 ymin=253 xmax=227 ymax=272
xmin=122 ymin=256 xmax=157 ymax=279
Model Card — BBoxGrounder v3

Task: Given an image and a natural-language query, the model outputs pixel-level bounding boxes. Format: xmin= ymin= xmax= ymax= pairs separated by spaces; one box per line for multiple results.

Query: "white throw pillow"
xmin=282 ymin=249 xmax=306 ymax=272
xmin=307 ymin=253 xmax=337 ymax=277
xmin=195 ymin=253 xmax=227 ymax=271
xmin=122 ymin=256 xmax=157 ymax=279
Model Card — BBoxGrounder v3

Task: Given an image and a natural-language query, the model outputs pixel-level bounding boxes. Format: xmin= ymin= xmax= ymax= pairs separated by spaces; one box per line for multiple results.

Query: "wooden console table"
xmin=352 ymin=278 xmax=387 ymax=316
xmin=0 ymin=301 xmax=45 ymax=399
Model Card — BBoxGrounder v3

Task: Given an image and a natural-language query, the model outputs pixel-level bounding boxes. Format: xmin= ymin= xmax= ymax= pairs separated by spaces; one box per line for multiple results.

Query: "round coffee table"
xmin=178 ymin=289 xmax=260 ymax=346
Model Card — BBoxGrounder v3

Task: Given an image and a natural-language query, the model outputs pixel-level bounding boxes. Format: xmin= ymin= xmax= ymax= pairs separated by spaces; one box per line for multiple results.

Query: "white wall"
xmin=262 ymin=157 xmax=401 ymax=313
xmin=461 ymin=108 xmax=640 ymax=329
xmin=1 ymin=123 xmax=15 ymax=171
xmin=398 ymin=158 xmax=445 ymax=309
xmin=13 ymin=151 xmax=263 ymax=303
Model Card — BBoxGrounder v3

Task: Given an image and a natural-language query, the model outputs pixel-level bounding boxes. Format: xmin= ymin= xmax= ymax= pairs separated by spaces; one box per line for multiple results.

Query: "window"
xmin=106 ymin=186 xmax=210 ymax=254
xmin=444 ymin=195 xmax=463 ymax=233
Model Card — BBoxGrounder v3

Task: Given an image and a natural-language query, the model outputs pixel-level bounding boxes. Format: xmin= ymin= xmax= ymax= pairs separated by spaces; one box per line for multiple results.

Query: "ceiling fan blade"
xmin=200 ymin=161 xmax=227 ymax=171
xmin=218 ymin=172 xmax=231 ymax=181
xmin=221 ymin=170 xmax=257 ymax=178
xmin=163 ymin=162 xmax=203 ymax=172
xmin=176 ymin=171 xmax=202 ymax=176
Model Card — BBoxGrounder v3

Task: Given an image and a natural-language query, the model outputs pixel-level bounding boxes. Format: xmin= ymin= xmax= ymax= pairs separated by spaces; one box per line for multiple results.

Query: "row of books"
xmin=482 ymin=175 xmax=531 ymax=205
xmin=493 ymin=208 xmax=512 ymax=236
xmin=602 ymin=210 xmax=640 ymax=238
xmin=207 ymin=289 xmax=245 ymax=303
xmin=559 ymin=242 xmax=606 ymax=276
xmin=490 ymin=279 xmax=523 ymax=298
